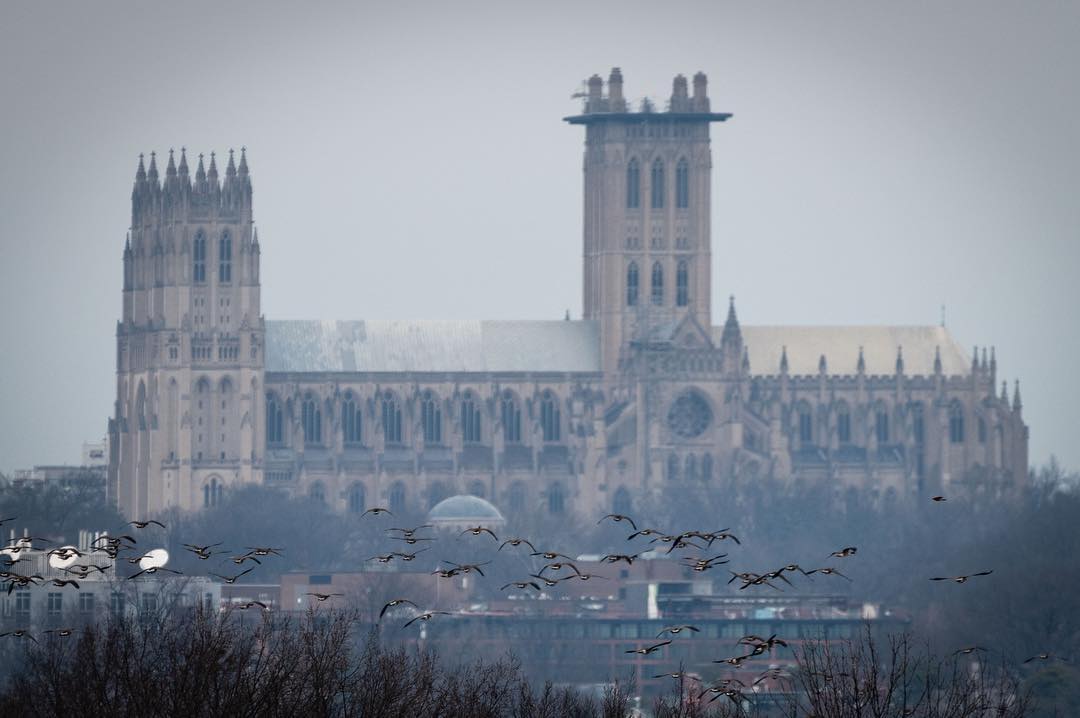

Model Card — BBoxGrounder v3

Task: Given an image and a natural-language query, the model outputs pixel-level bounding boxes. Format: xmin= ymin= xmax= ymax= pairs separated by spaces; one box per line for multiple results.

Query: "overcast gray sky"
xmin=1 ymin=1 xmax=1077 ymax=473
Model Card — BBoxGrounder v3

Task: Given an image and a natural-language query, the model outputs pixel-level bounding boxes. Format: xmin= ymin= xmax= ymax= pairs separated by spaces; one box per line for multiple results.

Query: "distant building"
xmin=9 ymin=464 xmax=106 ymax=494
xmin=110 ymin=69 xmax=1028 ymax=519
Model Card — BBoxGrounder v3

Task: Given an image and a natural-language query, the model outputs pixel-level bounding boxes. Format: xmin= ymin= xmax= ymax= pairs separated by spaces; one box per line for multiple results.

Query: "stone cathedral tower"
xmin=109 ymin=148 xmax=265 ymax=517
xmin=567 ymin=68 xmax=731 ymax=380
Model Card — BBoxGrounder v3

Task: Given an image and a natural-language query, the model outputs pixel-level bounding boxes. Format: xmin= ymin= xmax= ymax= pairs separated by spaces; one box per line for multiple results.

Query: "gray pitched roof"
xmin=265 ymin=320 xmax=602 ymax=373
xmin=734 ymin=325 xmax=970 ymax=376
xmin=266 ymin=319 xmax=971 ymax=377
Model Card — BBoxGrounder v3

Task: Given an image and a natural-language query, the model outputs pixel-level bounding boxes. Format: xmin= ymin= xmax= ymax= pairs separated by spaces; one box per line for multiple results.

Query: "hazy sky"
xmin=1 ymin=1 xmax=1077 ymax=473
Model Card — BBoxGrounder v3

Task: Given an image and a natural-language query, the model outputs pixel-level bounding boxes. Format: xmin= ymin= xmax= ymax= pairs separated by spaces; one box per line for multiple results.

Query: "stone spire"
xmin=194 ymin=153 xmax=207 ymax=193
xmin=1012 ymin=380 xmax=1022 ymax=413
xmin=178 ymin=147 xmax=189 ymax=177
xmin=238 ymin=146 xmax=249 ymax=177
xmin=207 ymin=151 xmax=219 ymax=185
xmin=934 ymin=346 xmax=942 ymax=374
xmin=1000 ymin=380 xmax=1009 ymax=403
xmin=856 ymin=346 xmax=865 ymax=374
xmin=147 ymin=151 xmax=159 ymax=185
xmin=721 ymin=295 xmax=741 ymax=347
xmin=780 ymin=345 xmax=789 ymax=375
xmin=895 ymin=346 xmax=904 ymax=375
xmin=135 ymin=153 xmax=146 ymax=183
xmin=818 ymin=354 xmax=827 ymax=374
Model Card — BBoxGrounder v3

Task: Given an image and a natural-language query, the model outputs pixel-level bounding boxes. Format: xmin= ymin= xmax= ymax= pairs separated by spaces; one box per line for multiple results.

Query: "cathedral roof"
xmin=265 ymin=320 xmax=602 ymax=374
xmin=732 ymin=325 xmax=971 ymax=376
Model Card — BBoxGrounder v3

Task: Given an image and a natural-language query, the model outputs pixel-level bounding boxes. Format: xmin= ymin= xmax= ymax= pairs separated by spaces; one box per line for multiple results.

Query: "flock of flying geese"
xmin=0 ymin=496 xmax=1066 ymax=703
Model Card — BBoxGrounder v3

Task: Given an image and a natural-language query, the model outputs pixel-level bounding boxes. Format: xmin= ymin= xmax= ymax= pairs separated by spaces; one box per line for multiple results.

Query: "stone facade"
xmin=109 ymin=69 xmax=1029 ymax=520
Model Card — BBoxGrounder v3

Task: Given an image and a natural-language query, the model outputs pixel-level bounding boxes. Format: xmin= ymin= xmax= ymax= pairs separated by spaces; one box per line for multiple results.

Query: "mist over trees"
xmin=0 ymin=460 xmax=1077 ymax=713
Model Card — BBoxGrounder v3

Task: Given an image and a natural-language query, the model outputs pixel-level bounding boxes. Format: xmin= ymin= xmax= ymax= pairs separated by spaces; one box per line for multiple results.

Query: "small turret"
xmin=856 ymin=346 xmax=865 ymax=374
xmin=818 ymin=354 xmax=827 ymax=374
xmin=670 ymin=74 xmax=690 ymax=112
xmin=608 ymin=68 xmax=626 ymax=112
xmin=934 ymin=346 xmax=942 ymax=375
xmin=989 ymin=346 xmax=997 ymax=386
xmin=779 ymin=345 xmax=789 ymax=375
xmin=1000 ymin=380 xmax=1008 ymax=403
xmin=586 ymin=74 xmax=603 ymax=113
xmin=895 ymin=346 xmax=904 ymax=375
xmin=1012 ymin=380 xmax=1022 ymax=413
xmin=691 ymin=71 xmax=709 ymax=112
xmin=178 ymin=147 xmax=189 ymax=177
xmin=980 ymin=347 xmax=988 ymax=371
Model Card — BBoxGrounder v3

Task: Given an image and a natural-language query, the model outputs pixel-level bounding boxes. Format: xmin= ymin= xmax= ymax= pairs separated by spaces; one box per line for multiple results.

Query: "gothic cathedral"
xmin=109 ymin=69 xmax=1029 ymax=520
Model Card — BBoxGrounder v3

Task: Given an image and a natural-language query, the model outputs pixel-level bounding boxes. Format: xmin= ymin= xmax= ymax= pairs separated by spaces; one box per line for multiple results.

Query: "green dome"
xmin=427 ymin=495 xmax=505 ymax=523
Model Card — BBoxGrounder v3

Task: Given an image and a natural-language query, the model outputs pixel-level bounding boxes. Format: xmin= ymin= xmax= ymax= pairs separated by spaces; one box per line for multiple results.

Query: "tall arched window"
xmin=421 ymin=391 xmax=442 ymax=444
xmin=342 ymin=392 xmax=362 ymax=445
xmin=797 ymin=402 xmax=813 ymax=443
xmin=676 ymin=157 xmax=689 ymax=208
xmin=266 ymin=393 xmax=283 ymax=445
xmin=302 ymin=394 xmax=321 ymax=445
xmin=684 ymin=454 xmax=697 ymax=482
xmin=382 ymin=394 xmax=402 ymax=444
xmin=508 ymin=482 xmax=526 ymax=513
xmin=949 ymin=401 xmax=965 ymax=444
xmin=203 ymin=477 xmax=223 ymax=508
xmin=347 ymin=482 xmax=365 ymax=514
xmin=541 ymin=391 xmax=560 ymax=442
xmin=676 ymin=261 xmax=689 ymax=307
xmin=626 ymin=158 xmax=640 ymax=209
xmin=501 ymin=391 xmax=521 ymax=444
xmin=428 ymin=482 xmax=447 ymax=509
xmin=195 ymin=379 xmax=210 ymax=460
xmin=701 ymin=453 xmax=713 ymax=482
xmin=651 ymin=262 xmax=664 ymax=305
xmin=548 ymin=483 xmax=565 ymax=515
xmin=910 ymin=402 xmax=924 ymax=445
xmin=193 ymin=232 xmax=207 ymax=283
xmin=978 ymin=416 xmax=987 ymax=443
xmin=461 ymin=392 xmax=481 ymax=443
xmin=875 ymin=407 xmax=890 ymax=444
xmin=388 ymin=481 xmax=406 ymax=514
xmin=627 ymin=262 xmax=639 ymax=307
xmin=309 ymin=481 xmax=326 ymax=504
xmin=650 ymin=158 xmax=664 ymax=208
xmin=613 ymin=487 xmax=632 ymax=516
xmin=218 ymin=231 xmax=232 ymax=283
xmin=837 ymin=403 xmax=851 ymax=444
xmin=667 ymin=453 xmax=680 ymax=481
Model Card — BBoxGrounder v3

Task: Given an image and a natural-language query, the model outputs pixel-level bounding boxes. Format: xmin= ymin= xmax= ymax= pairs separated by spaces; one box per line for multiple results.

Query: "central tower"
xmin=565 ymin=69 xmax=731 ymax=379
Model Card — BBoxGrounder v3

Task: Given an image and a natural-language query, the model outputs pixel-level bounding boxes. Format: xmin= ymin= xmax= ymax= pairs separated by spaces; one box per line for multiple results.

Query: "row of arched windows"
xmin=627 ymin=158 xmax=690 ymax=209
xmin=792 ymin=400 xmax=979 ymax=447
xmin=666 ymin=453 xmax=713 ymax=482
xmin=266 ymin=389 xmax=563 ymax=447
xmin=627 ymin=261 xmax=690 ymax=307
xmin=192 ymin=231 xmax=231 ymax=284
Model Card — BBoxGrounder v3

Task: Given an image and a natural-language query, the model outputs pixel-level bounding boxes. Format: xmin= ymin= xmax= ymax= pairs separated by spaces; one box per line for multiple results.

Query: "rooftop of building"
xmin=264 ymin=318 xmax=973 ymax=377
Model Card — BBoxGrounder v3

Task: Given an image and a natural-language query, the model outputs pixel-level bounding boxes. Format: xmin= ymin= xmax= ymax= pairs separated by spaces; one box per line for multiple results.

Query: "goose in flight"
xmin=598 ymin=514 xmax=637 ymax=531
xmin=500 ymin=580 xmax=542 ymax=592
xmin=460 ymin=526 xmax=498 ymax=540
xmin=127 ymin=520 xmax=166 ymax=529
xmin=930 ymin=570 xmax=993 ymax=584
xmin=361 ymin=507 xmax=393 ymax=517
xmin=379 ymin=598 xmax=418 ymax=619
xmin=807 ymin=567 xmax=852 ymax=581
xmin=210 ymin=568 xmax=253 ymax=584
xmin=305 ymin=592 xmax=344 ymax=602
xmin=829 ymin=546 xmax=857 ymax=558
xmin=656 ymin=625 xmax=700 ymax=637
xmin=403 ymin=611 xmax=451 ymax=629
xmin=625 ymin=640 xmax=671 ymax=655
xmin=498 ymin=537 xmax=536 ymax=552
